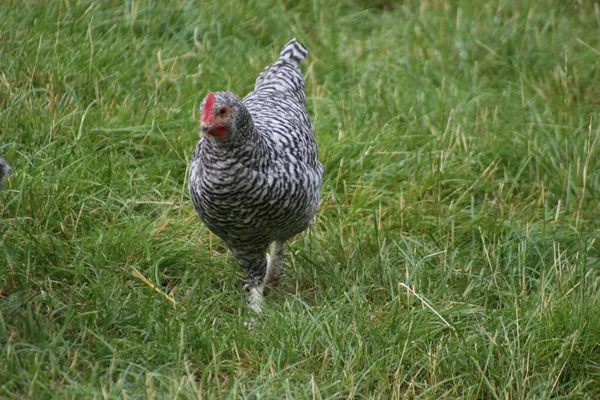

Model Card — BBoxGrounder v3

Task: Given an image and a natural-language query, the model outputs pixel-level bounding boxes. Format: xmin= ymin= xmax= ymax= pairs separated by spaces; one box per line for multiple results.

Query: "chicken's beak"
xmin=200 ymin=120 xmax=226 ymax=137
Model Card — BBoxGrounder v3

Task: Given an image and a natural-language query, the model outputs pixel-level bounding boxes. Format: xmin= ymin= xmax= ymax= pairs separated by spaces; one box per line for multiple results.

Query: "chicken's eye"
xmin=216 ymin=106 xmax=229 ymax=117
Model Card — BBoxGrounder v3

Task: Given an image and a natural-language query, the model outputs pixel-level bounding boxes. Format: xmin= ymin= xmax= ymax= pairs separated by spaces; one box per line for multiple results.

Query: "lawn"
xmin=1 ymin=0 xmax=599 ymax=398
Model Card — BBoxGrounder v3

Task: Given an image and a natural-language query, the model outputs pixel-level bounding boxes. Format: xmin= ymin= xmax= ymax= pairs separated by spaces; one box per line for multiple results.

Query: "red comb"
xmin=202 ymin=92 xmax=215 ymax=123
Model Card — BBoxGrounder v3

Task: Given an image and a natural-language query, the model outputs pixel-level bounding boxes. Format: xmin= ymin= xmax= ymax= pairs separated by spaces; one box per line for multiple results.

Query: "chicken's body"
xmin=189 ymin=39 xmax=322 ymax=312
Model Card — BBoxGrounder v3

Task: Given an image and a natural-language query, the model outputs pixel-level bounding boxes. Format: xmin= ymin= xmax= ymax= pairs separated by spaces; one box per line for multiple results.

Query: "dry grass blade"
xmin=128 ymin=265 xmax=186 ymax=312
xmin=399 ymin=282 xmax=455 ymax=334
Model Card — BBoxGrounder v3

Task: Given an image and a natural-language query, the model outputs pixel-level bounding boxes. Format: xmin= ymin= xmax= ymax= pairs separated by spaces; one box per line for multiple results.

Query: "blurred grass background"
xmin=1 ymin=0 xmax=599 ymax=398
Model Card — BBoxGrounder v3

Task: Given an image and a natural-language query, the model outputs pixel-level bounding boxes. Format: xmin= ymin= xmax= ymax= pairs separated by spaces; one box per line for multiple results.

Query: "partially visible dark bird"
xmin=189 ymin=39 xmax=323 ymax=312
xmin=0 ymin=157 xmax=11 ymax=188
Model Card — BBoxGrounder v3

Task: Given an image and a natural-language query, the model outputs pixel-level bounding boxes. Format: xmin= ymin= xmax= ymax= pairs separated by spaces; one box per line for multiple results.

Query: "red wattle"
xmin=210 ymin=127 xmax=227 ymax=137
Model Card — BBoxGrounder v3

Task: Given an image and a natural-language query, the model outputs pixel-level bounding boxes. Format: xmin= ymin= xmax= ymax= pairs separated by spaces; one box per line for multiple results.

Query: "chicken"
xmin=188 ymin=39 xmax=323 ymax=313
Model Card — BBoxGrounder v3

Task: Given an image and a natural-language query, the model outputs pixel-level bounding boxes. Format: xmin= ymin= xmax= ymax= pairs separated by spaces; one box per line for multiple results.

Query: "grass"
xmin=1 ymin=0 xmax=599 ymax=398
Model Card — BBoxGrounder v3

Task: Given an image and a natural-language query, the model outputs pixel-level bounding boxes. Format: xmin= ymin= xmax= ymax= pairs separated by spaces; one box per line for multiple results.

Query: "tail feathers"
xmin=252 ymin=39 xmax=308 ymax=95
xmin=279 ymin=38 xmax=308 ymax=65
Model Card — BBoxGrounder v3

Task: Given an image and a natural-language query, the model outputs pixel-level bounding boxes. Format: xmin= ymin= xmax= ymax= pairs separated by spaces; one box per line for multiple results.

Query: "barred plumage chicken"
xmin=189 ymin=39 xmax=323 ymax=312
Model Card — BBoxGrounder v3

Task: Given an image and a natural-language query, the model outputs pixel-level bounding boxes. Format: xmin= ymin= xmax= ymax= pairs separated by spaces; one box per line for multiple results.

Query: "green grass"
xmin=1 ymin=0 xmax=599 ymax=398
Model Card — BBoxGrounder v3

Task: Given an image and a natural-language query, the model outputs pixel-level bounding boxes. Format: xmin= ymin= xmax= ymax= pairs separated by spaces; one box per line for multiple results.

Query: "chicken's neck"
xmin=200 ymin=126 xmax=272 ymax=171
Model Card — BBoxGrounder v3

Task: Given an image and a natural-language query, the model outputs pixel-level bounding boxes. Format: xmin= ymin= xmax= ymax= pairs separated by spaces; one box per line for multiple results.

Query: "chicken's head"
xmin=200 ymin=92 xmax=242 ymax=139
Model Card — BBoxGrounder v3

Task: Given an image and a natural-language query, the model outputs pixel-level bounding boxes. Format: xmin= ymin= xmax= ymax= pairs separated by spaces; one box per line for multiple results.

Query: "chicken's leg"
xmin=266 ymin=240 xmax=285 ymax=285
